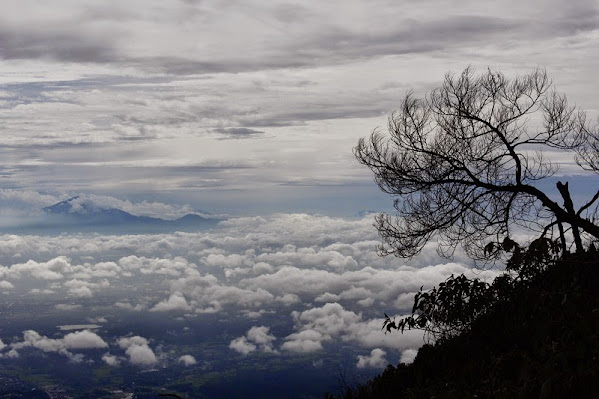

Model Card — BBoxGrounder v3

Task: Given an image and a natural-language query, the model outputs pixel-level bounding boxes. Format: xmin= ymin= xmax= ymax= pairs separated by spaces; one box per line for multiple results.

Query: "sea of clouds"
xmin=0 ymin=213 xmax=500 ymax=369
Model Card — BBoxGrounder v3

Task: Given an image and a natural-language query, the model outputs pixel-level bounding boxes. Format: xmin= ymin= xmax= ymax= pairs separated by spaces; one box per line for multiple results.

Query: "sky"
xmin=0 ymin=0 xmax=598 ymax=216
xmin=0 ymin=1 xmax=598 ymax=396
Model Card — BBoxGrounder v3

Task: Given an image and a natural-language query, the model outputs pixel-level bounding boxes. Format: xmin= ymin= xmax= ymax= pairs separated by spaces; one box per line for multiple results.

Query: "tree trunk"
xmin=556 ymin=182 xmax=584 ymax=253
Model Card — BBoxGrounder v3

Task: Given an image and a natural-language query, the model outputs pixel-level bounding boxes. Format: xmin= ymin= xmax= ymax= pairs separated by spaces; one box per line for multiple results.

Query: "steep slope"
xmin=327 ymin=257 xmax=599 ymax=398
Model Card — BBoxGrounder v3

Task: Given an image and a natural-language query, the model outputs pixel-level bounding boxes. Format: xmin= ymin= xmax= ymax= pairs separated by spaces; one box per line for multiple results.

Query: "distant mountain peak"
xmin=43 ymin=196 xmax=102 ymax=216
xmin=39 ymin=196 xmax=221 ymax=234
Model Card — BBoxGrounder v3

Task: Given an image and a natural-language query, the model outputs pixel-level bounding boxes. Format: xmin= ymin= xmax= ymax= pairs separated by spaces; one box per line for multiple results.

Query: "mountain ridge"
xmin=8 ymin=196 xmax=224 ymax=235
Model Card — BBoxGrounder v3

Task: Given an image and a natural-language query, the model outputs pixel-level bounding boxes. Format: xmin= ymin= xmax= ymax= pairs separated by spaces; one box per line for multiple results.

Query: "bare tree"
xmin=576 ymin=124 xmax=599 ymax=174
xmin=355 ymin=67 xmax=599 ymax=262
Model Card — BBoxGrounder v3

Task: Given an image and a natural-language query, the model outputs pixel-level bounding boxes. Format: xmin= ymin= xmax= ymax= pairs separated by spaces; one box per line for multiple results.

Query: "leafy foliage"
xmin=383 ymin=236 xmax=561 ymax=341
xmin=383 ymin=274 xmax=491 ymax=341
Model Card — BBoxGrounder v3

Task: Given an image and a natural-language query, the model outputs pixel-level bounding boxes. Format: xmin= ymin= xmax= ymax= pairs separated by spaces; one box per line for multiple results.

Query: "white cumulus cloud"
xmin=357 ymin=348 xmax=388 ymax=368
xmin=178 ymin=355 xmax=197 ymax=366
xmin=9 ymin=329 xmax=107 ymax=362
xmin=400 ymin=348 xmax=419 ymax=364
xmin=117 ymin=335 xmax=158 ymax=366
xmin=229 ymin=326 xmax=277 ymax=355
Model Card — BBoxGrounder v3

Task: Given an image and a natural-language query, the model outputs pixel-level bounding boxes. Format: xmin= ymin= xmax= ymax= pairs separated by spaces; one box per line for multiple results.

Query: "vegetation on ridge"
xmin=326 ymin=249 xmax=599 ymax=398
xmin=328 ymin=67 xmax=599 ymax=398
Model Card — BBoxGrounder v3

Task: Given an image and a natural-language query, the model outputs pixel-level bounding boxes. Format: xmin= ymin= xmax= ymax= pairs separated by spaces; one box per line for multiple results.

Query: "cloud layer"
xmin=0 ymin=213 xmax=502 ymax=368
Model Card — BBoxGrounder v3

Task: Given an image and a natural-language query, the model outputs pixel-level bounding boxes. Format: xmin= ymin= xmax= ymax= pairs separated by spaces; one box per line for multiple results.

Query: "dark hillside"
xmin=327 ymin=257 xmax=599 ymax=398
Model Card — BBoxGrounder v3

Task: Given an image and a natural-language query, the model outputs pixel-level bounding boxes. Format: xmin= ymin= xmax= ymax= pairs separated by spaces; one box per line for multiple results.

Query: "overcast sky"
xmin=1 ymin=0 xmax=598 ymax=215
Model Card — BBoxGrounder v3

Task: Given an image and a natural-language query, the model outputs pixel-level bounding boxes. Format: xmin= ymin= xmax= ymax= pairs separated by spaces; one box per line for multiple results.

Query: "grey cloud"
xmin=134 ymin=57 xmax=260 ymax=76
xmin=3 ymin=21 xmax=595 ymax=205
xmin=283 ymin=16 xmax=517 ymax=63
xmin=0 ymin=1 xmax=594 ymax=75
xmin=238 ymin=107 xmax=384 ymax=128
xmin=213 ymin=127 xmax=265 ymax=140
xmin=272 ymin=3 xmax=314 ymax=24
xmin=55 ymin=304 xmax=82 ymax=311
xmin=535 ymin=0 xmax=599 ymax=35
xmin=0 ymin=29 xmax=118 ymax=63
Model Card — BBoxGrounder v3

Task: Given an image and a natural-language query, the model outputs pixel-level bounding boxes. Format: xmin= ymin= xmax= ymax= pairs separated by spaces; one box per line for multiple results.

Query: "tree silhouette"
xmin=355 ymin=67 xmax=599 ymax=261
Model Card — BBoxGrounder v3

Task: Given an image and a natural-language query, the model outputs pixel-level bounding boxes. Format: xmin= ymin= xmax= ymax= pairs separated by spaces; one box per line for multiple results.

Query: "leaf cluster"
xmin=384 ymin=274 xmax=493 ymax=341
xmin=384 ymin=236 xmax=560 ymax=341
